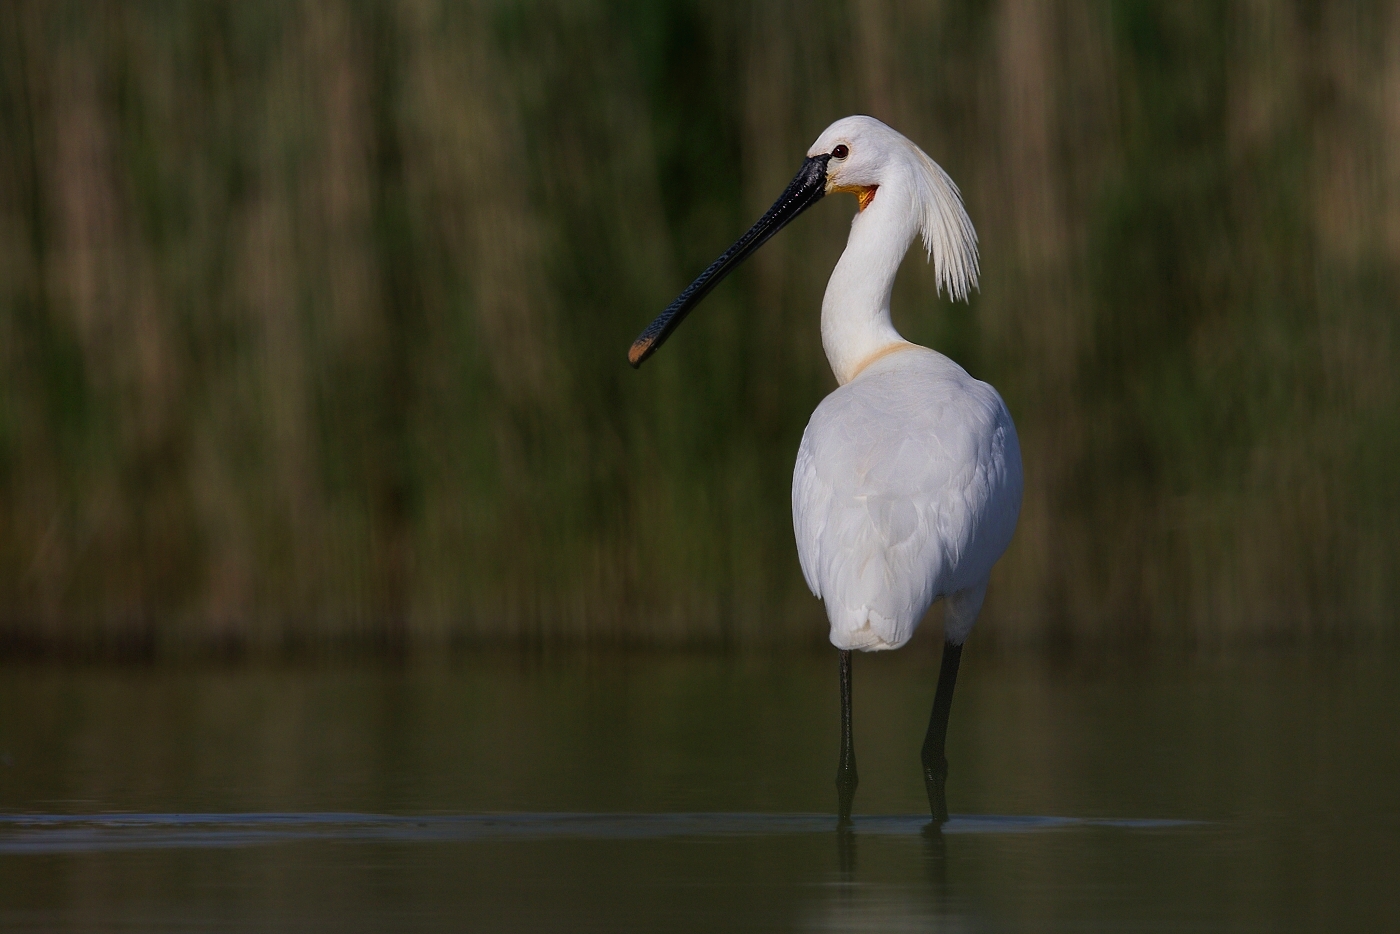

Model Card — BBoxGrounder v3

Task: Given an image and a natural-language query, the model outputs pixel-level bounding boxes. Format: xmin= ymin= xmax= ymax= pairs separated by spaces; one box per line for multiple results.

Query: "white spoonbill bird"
xmin=629 ymin=116 xmax=1022 ymax=825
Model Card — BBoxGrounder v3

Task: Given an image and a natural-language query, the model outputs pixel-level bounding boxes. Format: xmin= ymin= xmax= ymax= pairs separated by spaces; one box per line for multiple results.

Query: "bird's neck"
xmin=821 ymin=187 xmax=919 ymax=385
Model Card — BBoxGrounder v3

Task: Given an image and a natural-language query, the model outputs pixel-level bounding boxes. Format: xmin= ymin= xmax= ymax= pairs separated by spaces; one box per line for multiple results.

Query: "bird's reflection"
xmin=836 ymin=824 xmax=857 ymax=878
xmin=816 ymin=819 xmax=966 ymax=934
xmin=831 ymin=816 xmax=952 ymax=889
xmin=921 ymin=821 xmax=949 ymax=890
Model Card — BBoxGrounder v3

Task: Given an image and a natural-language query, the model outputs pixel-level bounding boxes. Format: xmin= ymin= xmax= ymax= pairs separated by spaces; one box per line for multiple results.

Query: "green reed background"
xmin=1 ymin=1 xmax=1397 ymax=653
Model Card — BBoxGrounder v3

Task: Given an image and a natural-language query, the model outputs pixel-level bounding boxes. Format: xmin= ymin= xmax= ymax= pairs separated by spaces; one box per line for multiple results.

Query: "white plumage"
xmin=628 ymin=114 xmax=1023 ymax=823
xmin=794 ymin=346 xmax=1021 ymax=649
xmin=793 ymin=116 xmax=1022 ymax=651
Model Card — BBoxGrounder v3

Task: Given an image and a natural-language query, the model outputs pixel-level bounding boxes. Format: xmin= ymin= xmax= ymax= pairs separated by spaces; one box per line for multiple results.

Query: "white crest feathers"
xmin=908 ymin=144 xmax=979 ymax=303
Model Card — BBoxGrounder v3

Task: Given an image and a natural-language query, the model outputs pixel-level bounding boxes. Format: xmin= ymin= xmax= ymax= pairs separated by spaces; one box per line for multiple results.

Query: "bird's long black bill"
xmin=628 ymin=154 xmax=830 ymax=367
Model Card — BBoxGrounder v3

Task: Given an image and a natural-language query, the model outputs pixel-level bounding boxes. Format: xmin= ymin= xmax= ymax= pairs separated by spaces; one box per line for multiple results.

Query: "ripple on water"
xmin=0 ymin=812 xmax=1201 ymax=854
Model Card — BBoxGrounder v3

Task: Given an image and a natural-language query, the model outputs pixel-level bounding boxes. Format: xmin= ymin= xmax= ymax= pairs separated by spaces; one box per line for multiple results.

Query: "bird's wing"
xmin=793 ymin=360 xmax=1020 ymax=647
xmin=792 ymin=431 xmax=828 ymax=599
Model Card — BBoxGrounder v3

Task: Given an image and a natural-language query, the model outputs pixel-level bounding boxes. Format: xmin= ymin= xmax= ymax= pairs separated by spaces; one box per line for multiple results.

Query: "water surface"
xmin=1 ymin=648 xmax=1396 ymax=931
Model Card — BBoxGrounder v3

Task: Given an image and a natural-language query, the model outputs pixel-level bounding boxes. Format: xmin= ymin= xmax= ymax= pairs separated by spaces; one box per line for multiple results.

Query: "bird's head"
xmin=809 ymin=116 xmax=979 ymax=302
xmin=808 ymin=115 xmax=900 ymax=212
xmin=628 ymin=115 xmax=977 ymax=368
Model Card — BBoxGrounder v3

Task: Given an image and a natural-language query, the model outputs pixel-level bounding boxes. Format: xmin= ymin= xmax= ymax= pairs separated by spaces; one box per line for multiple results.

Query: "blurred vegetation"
xmin=0 ymin=1 xmax=1397 ymax=654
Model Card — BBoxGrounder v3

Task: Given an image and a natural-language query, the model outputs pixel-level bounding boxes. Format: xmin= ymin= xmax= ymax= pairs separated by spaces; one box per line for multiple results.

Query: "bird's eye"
xmin=831 ymin=144 xmax=850 ymax=160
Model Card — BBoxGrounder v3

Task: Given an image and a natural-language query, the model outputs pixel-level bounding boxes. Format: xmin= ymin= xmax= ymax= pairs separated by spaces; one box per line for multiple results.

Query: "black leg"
xmin=836 ymin=649 xmax=858 ymax=825
xmin=921 ymin=639 xmax=963 ymax=825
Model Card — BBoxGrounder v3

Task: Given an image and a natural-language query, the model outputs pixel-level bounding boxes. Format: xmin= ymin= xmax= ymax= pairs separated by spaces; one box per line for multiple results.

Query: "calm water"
xmin=1 ymin=646 xmax=1397 ymax=932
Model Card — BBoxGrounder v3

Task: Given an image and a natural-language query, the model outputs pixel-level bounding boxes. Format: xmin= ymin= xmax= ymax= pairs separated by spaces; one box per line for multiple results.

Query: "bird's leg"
xmin=921 ymin=639 xmax=963 ymax=825
xmin=836 ymin=649 xmax=858 ymax=826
